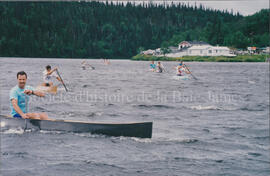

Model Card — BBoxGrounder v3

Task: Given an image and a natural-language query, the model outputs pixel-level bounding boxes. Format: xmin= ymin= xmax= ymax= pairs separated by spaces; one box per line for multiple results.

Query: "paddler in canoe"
xmin=10 ymin=71 xmax=49 ymax=120
xmin=81 ymin=60 xmax=95 ymax=70
xmin=176 ymin=61 xmax=191 ymax=76
xmin=42 ymin=65 xmax=63 ymax=87
xmin=102 ymin=58 xmax=110 ymax=65
xmin=150 ymin=61 xmax=156 ymax=72
xmin=156 ymin=61 xmax=165 ymax=73
xmin=36 ymin=65 xmax=64 ymax=94
xmin=176 ymin=61 xmax=198 ymax=80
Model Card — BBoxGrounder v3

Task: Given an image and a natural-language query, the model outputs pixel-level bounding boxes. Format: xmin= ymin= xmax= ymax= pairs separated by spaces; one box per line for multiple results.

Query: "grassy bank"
xmin=131 ymin=54 xmax=269 ymax=62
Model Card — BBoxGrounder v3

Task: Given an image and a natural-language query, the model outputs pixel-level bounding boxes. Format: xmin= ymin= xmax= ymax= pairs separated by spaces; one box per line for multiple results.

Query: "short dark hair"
xmin=17 ymin=71 xmax=27 ymax=79
xmin=46 ymin=65 xmax=51 ymax=70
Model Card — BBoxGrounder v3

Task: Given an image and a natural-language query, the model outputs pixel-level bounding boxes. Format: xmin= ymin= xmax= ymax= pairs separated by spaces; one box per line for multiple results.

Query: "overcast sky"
xmin=3 ymin=0 xmax=269 ymax=16
xmin=101 ymin=0 xmax=269 ymax=16
xmin=187 ymin=0 xmax=269 ymax=16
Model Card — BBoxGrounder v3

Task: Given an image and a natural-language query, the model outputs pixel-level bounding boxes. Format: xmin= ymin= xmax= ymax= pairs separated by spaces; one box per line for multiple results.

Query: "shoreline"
xmin=131 ymin=54 xmax=270 ymax=62
xmin=1 ymin=55 xmax=269 ymax=62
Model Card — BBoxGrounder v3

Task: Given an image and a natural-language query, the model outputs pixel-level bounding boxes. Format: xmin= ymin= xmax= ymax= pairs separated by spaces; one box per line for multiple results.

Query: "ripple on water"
xmin=134 ymin=104 xmax=175 ymax=109
xmin=240 ymin=104 xmax=267 ymax=111
xmin=248 ymin=152 xmax=262 ymax=157
xmin=1 ymin=59 xmax=269 ymax=176
xmin=153 ymin=138 xmax=200 ymax=146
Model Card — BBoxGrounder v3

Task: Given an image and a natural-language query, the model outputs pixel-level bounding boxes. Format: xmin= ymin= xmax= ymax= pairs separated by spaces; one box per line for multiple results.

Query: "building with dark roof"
xmin=178 ymin=41 xmax=210 ymax=50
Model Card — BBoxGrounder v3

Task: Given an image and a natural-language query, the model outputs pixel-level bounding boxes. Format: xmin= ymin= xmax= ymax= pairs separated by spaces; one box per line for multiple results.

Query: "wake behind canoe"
xmin=0 ymin=115 xmax=153 ymax=138
xmin=172 ymin=75 xmax=190 ymax=80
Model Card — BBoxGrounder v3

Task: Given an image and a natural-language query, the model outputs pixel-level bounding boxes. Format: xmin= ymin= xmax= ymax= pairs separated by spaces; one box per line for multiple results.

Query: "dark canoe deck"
xmin=0 ymin=115 xmax=152 ymax=138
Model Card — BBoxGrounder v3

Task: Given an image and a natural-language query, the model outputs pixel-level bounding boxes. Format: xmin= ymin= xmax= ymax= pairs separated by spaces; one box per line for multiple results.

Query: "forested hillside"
xmin=0 ymin=2 xmax=268 ymax=58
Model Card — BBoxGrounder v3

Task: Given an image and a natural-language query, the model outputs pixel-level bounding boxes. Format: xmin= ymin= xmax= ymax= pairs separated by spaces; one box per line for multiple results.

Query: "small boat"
xmin=156 ymin=70 xmax=163 ymax=73
xmin=81 ymin=65 xmax=95 ymax=70
xmin=36 ymin=85 xmax=57 ymax=94
xmin=172 ymin=75 xmax=190 ymax=80
xmin=0 ymin=115 xmax=153 ymax=138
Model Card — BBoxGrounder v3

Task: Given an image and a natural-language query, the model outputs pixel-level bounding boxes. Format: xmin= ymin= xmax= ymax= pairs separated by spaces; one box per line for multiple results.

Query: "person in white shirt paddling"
xmin=42 ymin=65 xmax=63 ymax=87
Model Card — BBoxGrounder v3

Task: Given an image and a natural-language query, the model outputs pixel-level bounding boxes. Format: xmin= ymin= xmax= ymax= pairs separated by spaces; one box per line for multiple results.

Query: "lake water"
xmin=0 ymin=58 xmax=269 ymax=176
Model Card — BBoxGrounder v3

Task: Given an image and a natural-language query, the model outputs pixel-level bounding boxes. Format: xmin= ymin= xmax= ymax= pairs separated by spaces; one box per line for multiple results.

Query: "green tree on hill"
xmin=0 ymin=2 xmax=268 ymax=58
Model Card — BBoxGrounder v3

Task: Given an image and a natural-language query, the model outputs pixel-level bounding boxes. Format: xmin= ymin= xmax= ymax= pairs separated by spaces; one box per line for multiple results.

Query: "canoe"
xmin=0 ymin=115 xmax=152 ymax=138
xmin=172 ymin=75 xmax=190 ymax=80
xmin=82 ymin=64 xmax=95 ymax=70
xmin=36 ymin=85 xmax=57 ymax=94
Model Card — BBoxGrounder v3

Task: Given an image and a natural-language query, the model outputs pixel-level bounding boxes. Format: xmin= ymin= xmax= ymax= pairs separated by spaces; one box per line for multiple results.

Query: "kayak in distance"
xmin=0 ymin=115 xmax=153 ymax=138
xmin=172 ymin=75 xmax=190 ymax=80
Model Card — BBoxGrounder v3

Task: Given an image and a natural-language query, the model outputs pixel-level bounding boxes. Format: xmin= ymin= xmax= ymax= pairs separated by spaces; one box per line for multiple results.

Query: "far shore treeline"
xmin=0 ymin=2 xmax=269 ymax=59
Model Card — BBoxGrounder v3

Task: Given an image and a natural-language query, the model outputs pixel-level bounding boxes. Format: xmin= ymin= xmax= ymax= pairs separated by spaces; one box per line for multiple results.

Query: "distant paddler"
xmin=42 ymin=65 xmax=63 ymax=87
xmin=81 ymin=60 xmax=95 ymax=70
xmin=81 ymin=60 xmax=87 ymax=70
xmin=156 ymin=61 xmax=165 ymax=73
xmin=102 ymin=58 xmax=110 ymax=65
xmin=150 ymin=61 xmax=156 ymax=72
xmin=180 ymin=61 xmax=198 ymax=80
xmin=105 ymin=59 xmax=110 ymax=65
xmin=10 ymin=71 xmax=49 ymax=120
xmin=36 ymin=65 xmax=64 ymax=94
xmin=176 ymin=62 xmax=191 ymax=76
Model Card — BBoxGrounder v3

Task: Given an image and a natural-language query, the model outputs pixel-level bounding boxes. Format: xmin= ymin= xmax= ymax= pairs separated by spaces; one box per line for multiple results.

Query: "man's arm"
xmin=24 ymin=89 xmax=45 ymax=97
xmin=46 ymin=68 xmax=57 ymax=75
xmin=11 ymin=99 xmax=28 ymax=119
xmin=33 ymin=90 xmax=45 ymax=97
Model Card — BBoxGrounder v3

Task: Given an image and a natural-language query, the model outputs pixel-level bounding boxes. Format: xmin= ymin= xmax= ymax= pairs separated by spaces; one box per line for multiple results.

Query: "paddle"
xmin=56 ymin=69 xmax=68 ymax=92
xmin=161 ymin=64 xmax=166 ymax=73
xmin=87 ymin=64 xmax=95 ymax=70
xmin=24 ymin=93 xmax=29 ymax=130
xmin=183 ymin=64 xmax=198 ymax=80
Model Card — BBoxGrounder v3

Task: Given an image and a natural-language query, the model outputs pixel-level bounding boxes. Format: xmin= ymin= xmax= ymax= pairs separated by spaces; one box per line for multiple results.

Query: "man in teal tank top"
xmin=10 ymin=71 xmax=49 ymax=120
xmin=150 ymin=61 xmax=156 ymax=72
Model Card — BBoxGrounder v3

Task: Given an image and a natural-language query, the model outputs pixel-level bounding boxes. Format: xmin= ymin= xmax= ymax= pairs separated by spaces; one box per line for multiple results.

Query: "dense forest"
xmin=0 ymin=1 xmax=269 ymax=58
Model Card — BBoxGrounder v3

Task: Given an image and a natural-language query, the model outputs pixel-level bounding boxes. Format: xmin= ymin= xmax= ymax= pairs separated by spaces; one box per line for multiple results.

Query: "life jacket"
xmin=177 ymin=66 xmax=182 ymax=75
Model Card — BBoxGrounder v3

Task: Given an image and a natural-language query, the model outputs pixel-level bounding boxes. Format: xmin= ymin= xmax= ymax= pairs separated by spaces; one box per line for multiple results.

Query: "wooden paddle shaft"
xmin=184 ymin=64 xmax=198 ymax=80
xmin=56 ymin=69 xmax=68 ymax=92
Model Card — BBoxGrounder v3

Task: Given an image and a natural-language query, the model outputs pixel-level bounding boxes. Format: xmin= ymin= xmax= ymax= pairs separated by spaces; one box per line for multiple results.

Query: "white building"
xmin=166 ymin=45 xmax=235 ymax=57
xmin=211 ymin=46 xmax=233 ymax=56
xmin=165 ymin=41 xmax=235 ymax=57
xmin=178 ymin=41 xmax=211 ymax=50
xmin=141 ymin=49 xmax=155 ymax=55
xmin=142 ymin=41 xmax=236 ymax=57
xmin=262 ymin=47 xmax=270 ymax=54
